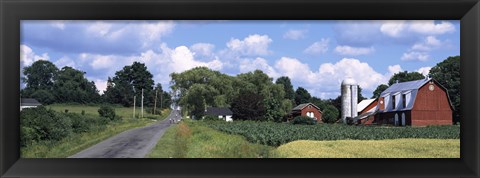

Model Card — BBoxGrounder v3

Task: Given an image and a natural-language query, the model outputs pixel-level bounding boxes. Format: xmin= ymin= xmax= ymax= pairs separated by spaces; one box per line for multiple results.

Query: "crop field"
xmin=205 ymin=121 xmax=460 ymax=146
xmin=274 ymin=139 xmax=460 ymax=158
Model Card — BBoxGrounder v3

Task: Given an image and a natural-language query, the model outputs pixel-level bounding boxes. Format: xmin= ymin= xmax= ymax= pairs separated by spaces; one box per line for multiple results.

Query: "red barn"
xmin=289 ymin=103 xmax=323 ymax=123
xmin=375 ymin=78 xmax=453 ymax=126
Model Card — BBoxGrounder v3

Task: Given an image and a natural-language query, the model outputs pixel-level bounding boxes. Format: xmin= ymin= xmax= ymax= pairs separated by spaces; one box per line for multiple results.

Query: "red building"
xmin=355 ymin=98 xmax=378 ymax=125
xmin=289 ymin=103 xmax=323 ymax=122
xmin=375 ymin=78 xmax=453 ymax=126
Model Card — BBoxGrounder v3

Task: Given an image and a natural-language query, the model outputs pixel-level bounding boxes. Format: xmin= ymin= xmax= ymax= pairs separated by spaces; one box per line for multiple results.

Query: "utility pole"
xmin=160 ymin=91 xmax=163 ymax=110
xmin=154 ymin=89 xmax=158 ymax=115
xmin=133 ymin=95 xmax=136 ymax=119
xmin=141 ymin=88 xmax=144 ymax=118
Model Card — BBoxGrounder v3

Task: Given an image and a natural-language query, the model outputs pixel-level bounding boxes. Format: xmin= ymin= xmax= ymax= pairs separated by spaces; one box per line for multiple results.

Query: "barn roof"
xmin=20 ymin=98 xmax=42 ymax=106
xmin=205 ymin=107 xmax=233 ymax=116
xmin=380 ymin=78 xmax=430 ymax=96
xmin=357 ymin=99 xmax=377 ymax=112
xmin=292 ymin=103 xmax=321 ymax=111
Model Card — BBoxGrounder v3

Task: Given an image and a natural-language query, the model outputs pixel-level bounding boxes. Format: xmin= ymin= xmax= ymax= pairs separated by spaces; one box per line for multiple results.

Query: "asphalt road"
xmin=69 ymin=110 xmax=182 ymax=158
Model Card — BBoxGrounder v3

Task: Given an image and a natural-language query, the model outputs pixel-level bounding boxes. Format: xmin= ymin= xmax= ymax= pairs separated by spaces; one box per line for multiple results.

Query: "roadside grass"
xmin=47 ymin=103 xmax=169 ymax=120
xmin=147 ymin=119 xmax=273 ymax=158
xmin=21 ymin=105 xmax=171 ymax=158
xmin=273 ymin=139 xmax=460 ymax=158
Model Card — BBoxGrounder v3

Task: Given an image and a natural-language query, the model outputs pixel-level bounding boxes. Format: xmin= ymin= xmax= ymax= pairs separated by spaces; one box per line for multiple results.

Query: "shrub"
xmin=322 ymin=105 xmax=339 ymax=123
xmin=20 ymin=106 xmax=72 ymax=146
xmin=98 ymin=105 xmax=120 ymax=121
xmin=203 ymin=115 xmax=224 ymax=121
xmin=292 ymin=116 xmax=316 ymax=125
xmin=64 ymin=109 xmax=69 ymax=113
xmin=81 ymin=110 xmax=85 ymax=115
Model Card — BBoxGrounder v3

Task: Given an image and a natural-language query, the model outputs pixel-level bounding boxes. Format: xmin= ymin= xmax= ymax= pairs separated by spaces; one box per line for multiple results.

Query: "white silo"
xmin=341 ymin=77 xmax=358 ymax=123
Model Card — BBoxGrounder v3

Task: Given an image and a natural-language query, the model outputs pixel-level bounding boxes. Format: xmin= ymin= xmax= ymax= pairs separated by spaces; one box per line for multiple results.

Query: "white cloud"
xmin=417 ymin=67 xmax=431 ymax=76
xmin=411 ymin=36 xmax=443 ymax=51
xmin=86 ymin=21 xmax=113 ymax=37
xmin=50 ymin=20 xmax=66 ymax=30
xmin=92 ymin=79 xmax=108 ymax=94
xmin=380 ymin=20 xmax=406 ymax=37
xmin=387 ymin=64 xmax=403 ymax=75
xmin=54 ymin=56 xmax=77 ymax=69
xmin=283 ymin=29 xmax=307 ymax=40
xmin=190 ymin=43 xmax=215 ymax=56
xmin=226 ymin=34 xmax=272 ymax=56
xmin=90 ymin=55 xmax=116 ymax=70
xmin=304 ymin=38 xmax=330 ymax=55
xmin=20 ymin=45 xmax=50 ymax=66
xmin=239 ymin=58 xmax=279 ymax=78
xmin=401 ymin=51 xmax=430 ymax=61
xmin=380 ymin=20 xmax=455 ymax=37
xmin=275 ymin=57 xmax=315 ymax=82
xmin=408 ymin=20 xmax=455 ymax=35
xmin=334 ymin=45 xmax=375 ymax=56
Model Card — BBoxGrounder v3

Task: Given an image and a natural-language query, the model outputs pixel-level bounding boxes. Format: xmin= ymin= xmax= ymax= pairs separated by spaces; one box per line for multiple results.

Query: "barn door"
xmin=394 ymin=114 xmax=399 ymax=126
xmin=401 ymin=113 xmax=406 ymax=126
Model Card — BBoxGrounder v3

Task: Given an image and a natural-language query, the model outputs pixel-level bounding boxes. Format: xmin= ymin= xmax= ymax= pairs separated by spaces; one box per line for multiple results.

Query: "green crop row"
xmin=204 ymin=121 xmax=460 ymax=147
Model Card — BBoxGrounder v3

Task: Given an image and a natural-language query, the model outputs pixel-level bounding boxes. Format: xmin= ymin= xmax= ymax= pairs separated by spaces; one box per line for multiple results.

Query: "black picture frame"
xmin=1 ymin=0 xmax=479 ymax=177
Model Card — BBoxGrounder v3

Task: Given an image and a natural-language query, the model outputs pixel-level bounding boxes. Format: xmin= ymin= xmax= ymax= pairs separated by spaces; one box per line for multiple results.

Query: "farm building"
xmin=354 ymin=98 xmax=378 ymax=125
xmin=289 ymin=103 xmax=322 ymax=123
xmin=20 ymin=98 xmax=42 ymax=111
xmin=374 ymin=78 xmax=453 ymax=126
xmin=204 ymin=107 xmax=233 ymax=122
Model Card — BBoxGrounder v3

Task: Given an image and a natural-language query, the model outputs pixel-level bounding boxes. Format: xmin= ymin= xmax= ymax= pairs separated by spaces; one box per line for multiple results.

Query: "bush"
xmin=98 ymin=105 xmax=121 ymax=121
xmin=292 ymin=116 xmax=316 ymax=125
xmin=20 ymin=106 xmax=73 ymax=146
xmin=322 ymin=105 xmax=339 ymax=123
xmin=203 ymin=115 xmax=224 ymax=121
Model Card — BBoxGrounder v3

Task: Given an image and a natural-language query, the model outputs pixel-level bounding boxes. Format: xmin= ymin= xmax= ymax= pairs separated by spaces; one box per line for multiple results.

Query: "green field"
xmin=21 ymin=104 xmax=171 ymax=158
xmin=206 ymin=121 xmax=460 ymax=146
xmin=47 ymin=104 xmax=168 ymax=120
xmin=147 ymin=118 xmax=273 ymax=158
xmin=274 ymin=139 xmax=460 ymax=158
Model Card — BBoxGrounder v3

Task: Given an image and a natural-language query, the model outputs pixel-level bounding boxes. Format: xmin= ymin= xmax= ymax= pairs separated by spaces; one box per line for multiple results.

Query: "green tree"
xmin=262 ymin=84 xmax=285 ymax=122
xmin=275 ymin=76 xmax=295 ymax=101
xmin=357 ymin=86 xmax=366 ymax=102
xmin=429 ymin=55 xmax=460 ymax=124
xmin=231 ymin=91 xmax=265 ymax=121
xmin=237 ymin=70 xmax=272 ymax=95
xmin=372 ymin=84 xmax=389 ymax=99
xmin=22 ymin=60 xmax=58 ymax=91
xmin=322 ymin=104 xmax=339 ymax=123
xmin=22 ymin=60 xmax=58 ymax=101
xmin=295 ymin=87 xmax=311 ymax=105
xmin=104 ymin=62 xmax=155 ymax=107
xmin=388 ymin=71 xmax=425 ymax=86
xmin=53 ymin=66 xmax=100 ymax=103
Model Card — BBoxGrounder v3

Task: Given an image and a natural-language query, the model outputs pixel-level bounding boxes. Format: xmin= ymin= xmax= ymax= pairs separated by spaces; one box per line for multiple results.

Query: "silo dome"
xmin=342 ymin=77 xmax=357 ymax=86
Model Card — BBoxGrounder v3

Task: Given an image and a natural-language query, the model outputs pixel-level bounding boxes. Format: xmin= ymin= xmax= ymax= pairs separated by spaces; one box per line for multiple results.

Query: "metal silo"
xmin=341 ymin=77 xmax=358 ymax=123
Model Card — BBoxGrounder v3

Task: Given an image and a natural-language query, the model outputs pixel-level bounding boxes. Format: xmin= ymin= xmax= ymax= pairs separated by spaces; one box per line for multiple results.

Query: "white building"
xmin=20 ymin=98 xmax=42 ymax=111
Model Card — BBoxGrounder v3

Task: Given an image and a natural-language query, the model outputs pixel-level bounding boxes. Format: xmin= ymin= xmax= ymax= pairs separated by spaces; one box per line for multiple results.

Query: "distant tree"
xmin=357 ymin=86 xmax=366 ymax=102
xmin=22 ymin=60 xmax=58 ymax=98
xmin=231 ymin=91 xmax=265 ymax=121
xmin=22 ymin=60 xmax=58 ymax=91
xmin=275 ymin=76 xmax=295 ymax=101
xmin=309 ymin=97 xmax=327 ymax=110
xmin=103 ymin=62 xmax=155 ymax=107
xmin=237 ymin=70 xmax=272 ymax=95
xmin=53 ymin=66 xmax=100 ymax=103
xmin=372 ymin=84 xmax=389 ymax=99
xmin=322 ymin=104 xmax=339 ymax=123
xmin=295 ymin=87 xmax=311 ymax=105
xmin=181 ymin=84 xmax=218 ymax=119
xmin=30 ymin=89 xmax=56 ymax=105
xmin=388 ymin=71 xmax=425 ymax=86
xmin=429 ymin=55 xmax=460 ymax=124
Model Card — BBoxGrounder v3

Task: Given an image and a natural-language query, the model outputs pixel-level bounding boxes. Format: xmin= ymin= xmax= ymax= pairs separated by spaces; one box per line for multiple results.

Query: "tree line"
xmin=21 ymin=61 xmax=172 ymax=111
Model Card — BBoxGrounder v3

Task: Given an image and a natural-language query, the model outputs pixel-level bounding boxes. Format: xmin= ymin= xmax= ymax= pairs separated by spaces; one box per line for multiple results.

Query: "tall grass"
xmin=21 ymin=104 xmax=171 ymax=158
xmin=274 ymin=139 xmax=460 ymax=158
xmin=147 ymin=119 xmax=273 ymax=158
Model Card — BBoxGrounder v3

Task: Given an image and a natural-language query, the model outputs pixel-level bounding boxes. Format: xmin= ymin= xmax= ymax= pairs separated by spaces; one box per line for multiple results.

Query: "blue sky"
xmin=20 ymin=20 xmax=460 ymax=99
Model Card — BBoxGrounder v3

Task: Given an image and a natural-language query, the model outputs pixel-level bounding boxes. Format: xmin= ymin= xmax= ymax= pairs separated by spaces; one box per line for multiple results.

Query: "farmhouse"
xmin=204 ymin=107 xmax=233 ymax=122
xmin=20 ymin=98 xmax=42 ymax=111
xmin=375 ymin=78 xmax=453 ymax=126
xmin=289 ymin=103 xmax=322 ymax=122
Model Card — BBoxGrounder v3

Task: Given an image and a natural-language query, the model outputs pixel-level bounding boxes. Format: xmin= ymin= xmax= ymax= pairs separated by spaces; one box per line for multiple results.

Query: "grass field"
xmin=47 ymin=104 xmax=169 ymax=120
xmin=273 ymin=139 xmax=460 ymax=158
xmin=21 ymin=104 xmax=171 ymax=158
xmin=147 ymin=118 xmax=273 ymax=158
